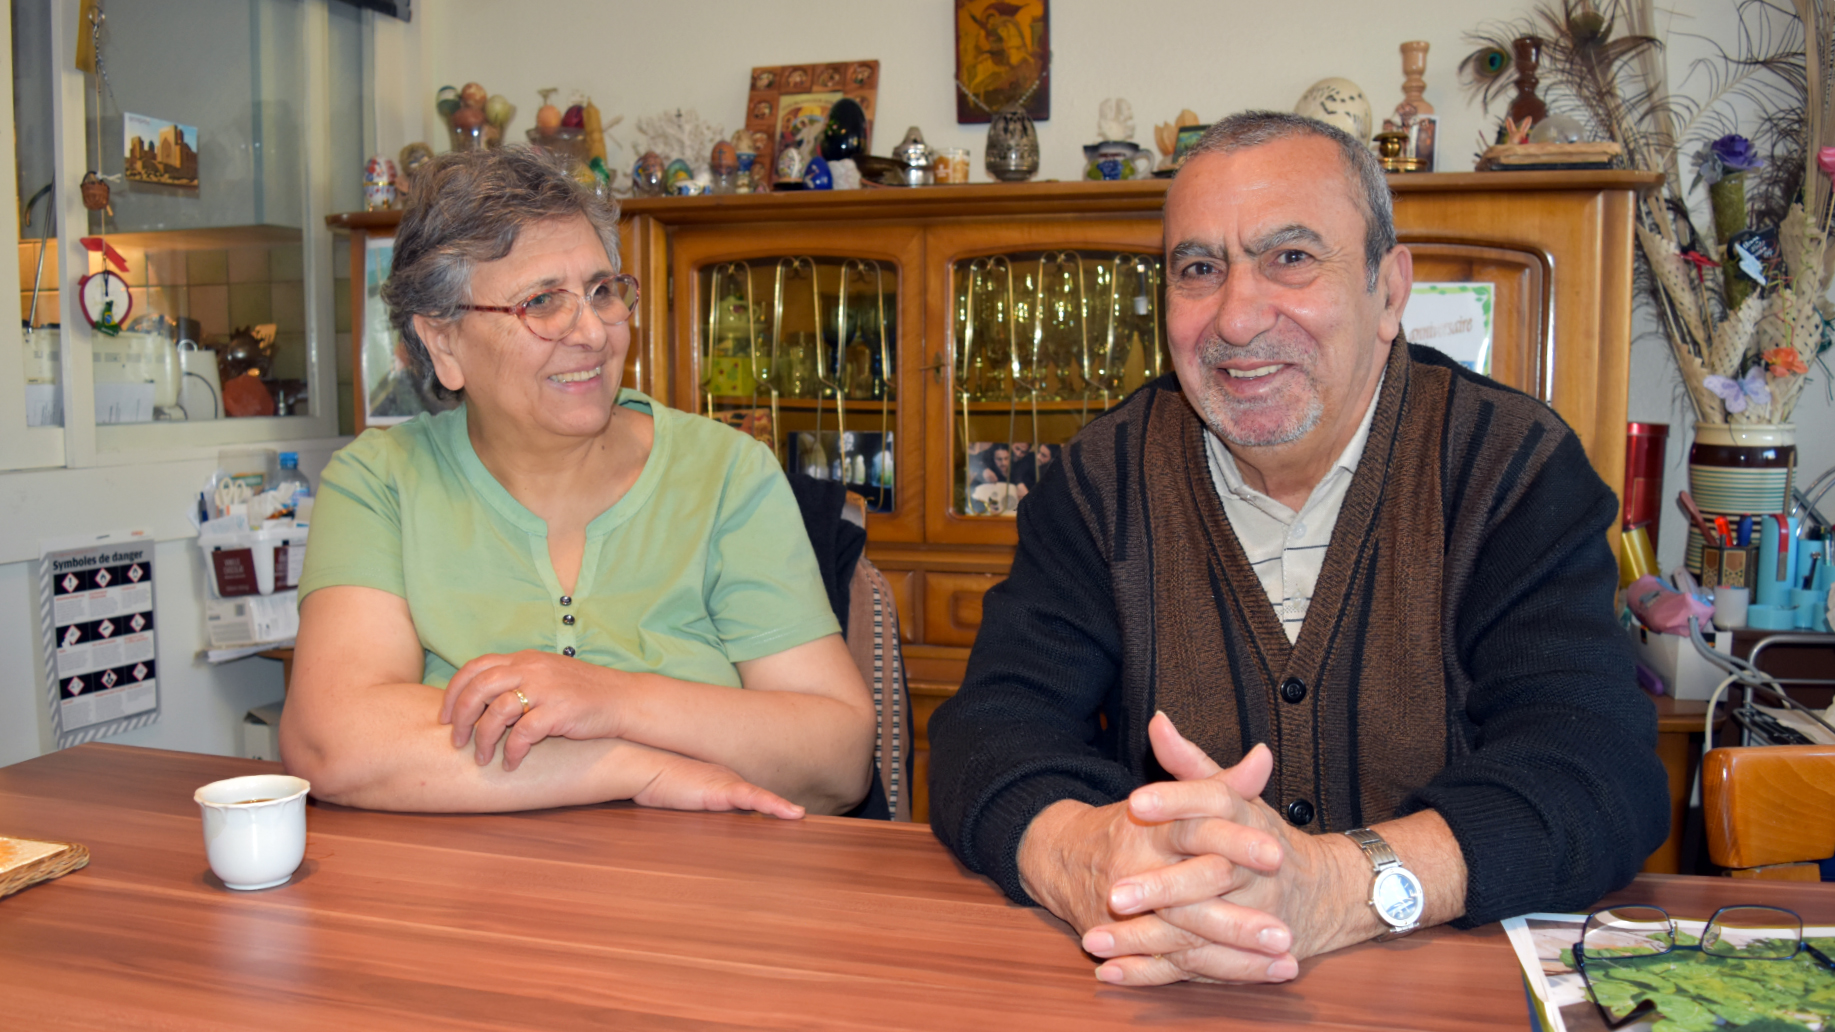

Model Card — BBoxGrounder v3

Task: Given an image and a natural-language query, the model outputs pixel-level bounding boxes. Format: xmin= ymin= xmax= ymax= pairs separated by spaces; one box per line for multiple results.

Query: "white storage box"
xmin=1630 ymin=624 xmax=1734 ymax=700
xmin=204 ymin=590 xmax=300 ymax=649
xmin=199 ymin=523 xmax=308 ymax=597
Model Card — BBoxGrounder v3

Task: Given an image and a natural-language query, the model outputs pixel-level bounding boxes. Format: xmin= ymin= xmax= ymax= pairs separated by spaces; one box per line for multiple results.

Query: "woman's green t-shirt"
xmin=297 ymin=390 xmax=840 ymax=689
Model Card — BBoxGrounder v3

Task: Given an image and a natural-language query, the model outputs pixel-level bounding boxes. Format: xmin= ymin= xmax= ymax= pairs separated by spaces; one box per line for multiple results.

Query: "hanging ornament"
xmin=80 ymin=171 xmax=111 ymax=214
xmin=77 ymin=236 xmax=130 ymax=336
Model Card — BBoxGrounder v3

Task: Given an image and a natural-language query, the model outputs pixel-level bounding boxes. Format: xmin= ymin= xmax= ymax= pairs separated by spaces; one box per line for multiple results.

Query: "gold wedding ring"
xmin=512 ymin=689 xmax=530 ymax=715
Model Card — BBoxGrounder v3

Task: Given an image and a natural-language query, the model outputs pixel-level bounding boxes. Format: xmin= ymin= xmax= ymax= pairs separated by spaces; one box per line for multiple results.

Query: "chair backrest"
xmin=846 ymin=558 xmax=910 ymax=821
xmin=1702 ymin=744 xmax=1835 ymax=880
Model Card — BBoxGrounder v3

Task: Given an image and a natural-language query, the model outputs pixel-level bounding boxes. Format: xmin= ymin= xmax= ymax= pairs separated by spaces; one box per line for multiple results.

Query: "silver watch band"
xmin=1344 ymin=827 xmax=1422 ymax=939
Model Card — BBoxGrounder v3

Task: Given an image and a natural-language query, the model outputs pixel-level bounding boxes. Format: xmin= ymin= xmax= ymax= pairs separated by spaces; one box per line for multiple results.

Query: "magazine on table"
xmin=1504 ymin=912 xmax=1835 ymax=1032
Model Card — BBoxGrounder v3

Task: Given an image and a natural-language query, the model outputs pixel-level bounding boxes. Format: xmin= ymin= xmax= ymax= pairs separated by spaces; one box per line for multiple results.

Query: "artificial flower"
xmin=1710 ymin=134 xmax=1764 ymax=171
xmin=1764 ymin=347 xmax=1808 ymax=377
xmin=1680 ymin=249 xmax=1719 ymax=282
xmin=1704 ymin=366 xmax=1771 ymax=413
xmin=1819 ymin=146 xmax=1835 ymax=181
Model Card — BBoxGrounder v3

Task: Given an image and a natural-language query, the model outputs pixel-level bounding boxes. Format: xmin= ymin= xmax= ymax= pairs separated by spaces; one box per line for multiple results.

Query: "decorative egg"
xmin=485 ymin=94 xmax=515 ymax=128
xmin=436 ymin=85 xmax=460 ymax=119
xmin=804 ymin=155 xmax=833 ymax=190
xmin=1294 ymin=78 xmax=1373 ymax=142
xmin=459 ymin=82 xmax=488 ymax=109
xmin=710 ymin=141 xmax=739 ymax=176
xmin=363 ymin=156 xmax=399 ymax=211
xmin=561 ymin=104 xmax=586 ymax=129
xmin=820 ymin=98 xmax=868 ymax=162
xmin=775 ymin=145 xmax=806 ymax=182
xmin=664 ymin=158 xmax=693 ymax=188
xmin=451 ymin=105 xmax=485 ymax=131
xmin=536 ymin=104 xmax=562 ymax=132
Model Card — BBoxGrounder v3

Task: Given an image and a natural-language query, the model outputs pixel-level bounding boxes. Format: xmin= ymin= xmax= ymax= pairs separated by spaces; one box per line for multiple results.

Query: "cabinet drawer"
xmin=876 ymin=567 xmax=919 ymax=644
xmin=920 ymin=571 xmax=1005 ymax=648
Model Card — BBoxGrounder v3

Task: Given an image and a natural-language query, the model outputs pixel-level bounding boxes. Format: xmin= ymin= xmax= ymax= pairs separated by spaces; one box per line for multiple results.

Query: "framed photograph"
xmin=955 ymin=0 xmax=1050 ymax=124
xmin=744 ymin=60 xmax=878 ymax=189
xmin=964 ymin=440 xmax=1055 ymax=516
xmin=1173 ymin=124 xmax=1209 ymax=167
xmin=360 ymin=236 xmax=455 ymax=426
xmin=1403 ymin=283 xmax=1495 ymax=375
xmin=122 ymin=112 xmax=199 ymax=188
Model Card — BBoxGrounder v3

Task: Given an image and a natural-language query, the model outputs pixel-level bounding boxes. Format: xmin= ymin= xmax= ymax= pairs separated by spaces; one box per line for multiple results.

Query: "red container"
xmin=1624 ymin=422 xmax=1668 ymax=546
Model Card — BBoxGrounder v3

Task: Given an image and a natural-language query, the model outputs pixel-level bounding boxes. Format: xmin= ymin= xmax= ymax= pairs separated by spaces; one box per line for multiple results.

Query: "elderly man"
xmin=927 ymin=111 xmax=1667 ymax=986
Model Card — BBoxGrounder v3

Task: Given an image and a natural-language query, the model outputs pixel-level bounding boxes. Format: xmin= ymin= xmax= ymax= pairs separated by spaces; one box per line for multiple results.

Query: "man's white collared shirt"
xmin=1201 ymin=379 xmax=1382 ymax=643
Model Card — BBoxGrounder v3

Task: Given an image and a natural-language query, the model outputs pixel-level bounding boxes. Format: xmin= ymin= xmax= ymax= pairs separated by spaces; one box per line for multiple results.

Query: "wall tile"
xmin=332 ymin=235 xmax=351 ymax=281
xmin=334 ymin=280 xmax=351 ymax=331
xmin=269 ymin=245 xmax=304 ymax=282
xmin=228 ymin=281 xmax=273 ymax=328
xmin=17 ymin=242 xmax=56 ymax=292
xmin=335 ymin=331 xmax=353 ymax=379
xmin=188 ymin=283 xmax=229 ymax=339
xmin=227 ymin=246 xmax=271 ymax=284
xmin=22 ymin=290 xmax=60 ymax=325
xmin=186 ymin=249 xmax=229 ymax=285
xmin=145 ymin=250 xmax=187 ymax=287
xmin=271 ymin=331 xmax=308 ymax=379
xmin=269 ymin=280 xmax=306 ymax=332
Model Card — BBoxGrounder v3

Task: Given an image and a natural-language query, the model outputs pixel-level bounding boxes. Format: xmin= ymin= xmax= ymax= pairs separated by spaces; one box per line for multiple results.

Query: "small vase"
xmin=985 ymin=103 xmax=1039 ymax=182
xmin=1686 ymin=421 xmax=1795 ymax=576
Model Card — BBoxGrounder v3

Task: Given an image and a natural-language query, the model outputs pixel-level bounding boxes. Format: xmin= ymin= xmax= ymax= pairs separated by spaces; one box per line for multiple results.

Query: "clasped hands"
xmin=1019 ymin=712 xmax=1367 ymax=987
xmin=437 ymin=650 xmax=805 ymax=819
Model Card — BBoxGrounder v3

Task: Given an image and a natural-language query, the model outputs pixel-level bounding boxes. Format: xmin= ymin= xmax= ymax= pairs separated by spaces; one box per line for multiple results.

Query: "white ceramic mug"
xmin=195 ymin=774 xmax=310 ymax=890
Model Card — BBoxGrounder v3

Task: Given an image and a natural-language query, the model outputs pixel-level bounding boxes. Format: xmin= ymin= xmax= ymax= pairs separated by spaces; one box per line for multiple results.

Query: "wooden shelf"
xmin=960 ymin=397 xmax=1124 ymax=413
xmin=708 ymin=395 xmax=896 ymax=411
xmin=22 ymin=224 xmax=301 ymax=252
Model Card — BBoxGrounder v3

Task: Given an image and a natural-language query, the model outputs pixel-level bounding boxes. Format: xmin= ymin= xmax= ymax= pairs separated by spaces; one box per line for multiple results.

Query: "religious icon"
xmin=955 ymin=0 xmax=1050 ymax=124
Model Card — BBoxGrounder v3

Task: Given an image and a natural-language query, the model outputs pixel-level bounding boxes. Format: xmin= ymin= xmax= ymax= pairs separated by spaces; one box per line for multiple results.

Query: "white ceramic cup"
xmin=195 ymin=774 xmax=310 ymax=890
xmin=1712 ymin=585 xmax=1749 ymax=629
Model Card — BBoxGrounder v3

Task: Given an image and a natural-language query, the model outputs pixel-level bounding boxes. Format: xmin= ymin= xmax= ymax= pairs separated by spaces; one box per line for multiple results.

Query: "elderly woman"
xmin=281 ymin=148 xmax=873 ymax=817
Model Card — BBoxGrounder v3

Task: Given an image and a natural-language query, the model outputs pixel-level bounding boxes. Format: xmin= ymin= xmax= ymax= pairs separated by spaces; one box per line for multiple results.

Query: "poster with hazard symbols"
xmin=40 ymin=530 xmax=160 ymax=747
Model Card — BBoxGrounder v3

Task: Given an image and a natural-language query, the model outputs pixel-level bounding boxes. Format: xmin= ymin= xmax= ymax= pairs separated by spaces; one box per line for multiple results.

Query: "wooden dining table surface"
xmin=5 ymin=744 xmax=1834 ymax=1031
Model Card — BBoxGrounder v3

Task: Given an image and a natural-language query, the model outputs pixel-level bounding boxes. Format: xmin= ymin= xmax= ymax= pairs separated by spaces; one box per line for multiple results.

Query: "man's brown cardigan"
xmin=928 ymin=342 xmax=1668 ymax=925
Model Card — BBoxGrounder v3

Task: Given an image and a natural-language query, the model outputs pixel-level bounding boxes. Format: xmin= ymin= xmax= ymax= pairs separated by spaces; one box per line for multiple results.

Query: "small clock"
xmin=78 ymin=269 xmax=133 ymax=332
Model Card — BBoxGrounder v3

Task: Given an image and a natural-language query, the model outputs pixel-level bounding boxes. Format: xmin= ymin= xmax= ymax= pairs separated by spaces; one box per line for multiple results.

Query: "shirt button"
xmin=1286 ymin=799 xmax=1314 ymax=826
xmin=559 ymin=595 xmax=572 ymax=606
xmin=562 ymin=613 xmax=576 ymax=626
xmin=1280 ymin=677 xmax=1307 ymax=704
xmin=561 ymin=646 xmax=576 ymax=657
xmin=1289 ymin=521 xmax=1306 ymax=540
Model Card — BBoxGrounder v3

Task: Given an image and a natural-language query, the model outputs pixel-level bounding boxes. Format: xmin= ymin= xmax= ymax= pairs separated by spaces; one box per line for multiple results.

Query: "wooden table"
xmin=5 ymin=745 xmax=1833 ymax=1030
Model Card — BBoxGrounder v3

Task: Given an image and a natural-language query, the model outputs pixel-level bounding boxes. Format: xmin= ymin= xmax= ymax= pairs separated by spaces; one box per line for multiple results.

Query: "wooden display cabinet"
xmin=333 ymin=171 xmax=1658 ymax=823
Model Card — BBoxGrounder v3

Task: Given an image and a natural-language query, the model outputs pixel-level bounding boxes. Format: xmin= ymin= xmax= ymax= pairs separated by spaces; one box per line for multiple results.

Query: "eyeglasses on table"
xmin=1572 ymin=904 xmax=1835 ymax=1029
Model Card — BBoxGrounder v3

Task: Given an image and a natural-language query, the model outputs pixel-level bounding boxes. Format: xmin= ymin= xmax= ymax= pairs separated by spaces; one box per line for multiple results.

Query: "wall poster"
xmin=40 ymin=529 xmax=160 ymax=748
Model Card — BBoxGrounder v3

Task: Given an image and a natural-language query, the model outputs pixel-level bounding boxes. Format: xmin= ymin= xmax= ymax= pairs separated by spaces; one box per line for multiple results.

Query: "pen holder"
xmin=1755 ymin=517 xmax=1798 ymax=607
xmin=1698 ymin=544 xmax=1759 ymax=591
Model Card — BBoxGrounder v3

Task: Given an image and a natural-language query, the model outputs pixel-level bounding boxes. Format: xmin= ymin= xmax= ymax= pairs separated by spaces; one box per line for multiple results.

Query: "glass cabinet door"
xmin=925 ymin=219 xmax=1166 ymax=543
xmin=670 ymin=224 xmax=925 ymax=541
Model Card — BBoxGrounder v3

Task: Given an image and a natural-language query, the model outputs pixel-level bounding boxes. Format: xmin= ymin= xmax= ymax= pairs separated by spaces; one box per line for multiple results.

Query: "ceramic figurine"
xmin=732 ymin=129 xmax=758 ymax=174
xmin=892 ymin=126 xmax=935 ymax=186
xmin=985 ymin=103 xmax=1040 ymax=182
xmin=820 ymin=98 xmax=868 ymax=162
xmin=1084 ymin=100 xmax=1152 ymax=180
xmin=632 ymin=151 xmax=666 ymax=197
xmin=1083 ymin=141 xmax=1152 ymax=181
xmin=363 ymin=156 xmax=399 ymax=211
xmin=803 ymin=154 xmax=833 ymax=190
xmin=1294 ymin=78 xmax=1373 ymax=141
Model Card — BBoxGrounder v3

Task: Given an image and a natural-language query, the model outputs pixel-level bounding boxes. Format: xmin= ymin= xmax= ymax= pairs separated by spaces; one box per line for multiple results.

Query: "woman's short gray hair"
xmin=1178 ymin=111 xmax=1396 ymax=291
xmin=382 ymin=147 xmax=621 ymax=400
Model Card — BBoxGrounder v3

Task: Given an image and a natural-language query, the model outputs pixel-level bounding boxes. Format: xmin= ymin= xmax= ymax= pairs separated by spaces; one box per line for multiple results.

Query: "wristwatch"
xmin=1344 ymin=827 xmax=1424 ymax=940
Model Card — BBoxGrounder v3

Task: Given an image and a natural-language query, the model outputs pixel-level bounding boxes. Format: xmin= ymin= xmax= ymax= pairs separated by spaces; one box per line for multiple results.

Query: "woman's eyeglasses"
xmin=1573 ymin=905 xmax=1834 ymax=1029
xmin=461 ymin=273 xmax=639 ymax=342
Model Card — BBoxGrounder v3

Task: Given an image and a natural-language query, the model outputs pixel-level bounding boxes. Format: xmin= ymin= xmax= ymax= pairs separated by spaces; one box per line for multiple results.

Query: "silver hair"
xmin=1177 ymin=110 xmax=1396 ymax=291
xmin=381 ymin=147 xmax=622 ymax=401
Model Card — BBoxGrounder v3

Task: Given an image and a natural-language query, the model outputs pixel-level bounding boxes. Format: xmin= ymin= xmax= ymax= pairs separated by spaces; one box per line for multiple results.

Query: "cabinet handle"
xmin=920 ymin=351 xmax=949 ymax=383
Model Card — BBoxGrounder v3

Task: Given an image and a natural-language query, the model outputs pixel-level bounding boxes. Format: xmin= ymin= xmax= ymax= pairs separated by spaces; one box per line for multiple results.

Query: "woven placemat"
xmin=0 ymin=836 xmax=90 ymax=900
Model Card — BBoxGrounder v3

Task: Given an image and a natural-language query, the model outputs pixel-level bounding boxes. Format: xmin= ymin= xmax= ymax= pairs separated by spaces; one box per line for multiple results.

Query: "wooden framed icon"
xmin=955 ymin=0 xmax=1050 ymax=124
xmin=744 ymin=60 xmax=879 ymax=189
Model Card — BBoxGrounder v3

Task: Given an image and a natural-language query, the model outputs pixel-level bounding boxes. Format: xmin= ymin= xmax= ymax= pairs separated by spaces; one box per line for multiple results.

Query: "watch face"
xmin=1372 ymin=868 xmax=1425 ymax=928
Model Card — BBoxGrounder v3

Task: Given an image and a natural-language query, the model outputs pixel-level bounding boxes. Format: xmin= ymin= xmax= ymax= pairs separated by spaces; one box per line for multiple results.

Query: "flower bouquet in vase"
xmin=1461 ymin=0 xmax=1835 ymax=574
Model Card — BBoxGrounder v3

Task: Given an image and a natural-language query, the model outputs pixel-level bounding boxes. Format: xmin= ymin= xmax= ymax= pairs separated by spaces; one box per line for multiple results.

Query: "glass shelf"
xmin=696 ymin=255 xmax=899 ymax=511
xmin=950 ymin=249 xmax=1168 ymax=516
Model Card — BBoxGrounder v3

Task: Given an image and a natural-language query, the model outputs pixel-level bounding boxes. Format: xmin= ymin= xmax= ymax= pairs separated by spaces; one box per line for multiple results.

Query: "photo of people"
xmin=965 ymin=440 xmax=1055 ymax=516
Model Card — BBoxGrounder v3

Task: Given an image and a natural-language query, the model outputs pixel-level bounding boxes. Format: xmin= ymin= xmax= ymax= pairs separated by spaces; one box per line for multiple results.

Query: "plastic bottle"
xmin=272 ymin=452 xmax=312 ymax=520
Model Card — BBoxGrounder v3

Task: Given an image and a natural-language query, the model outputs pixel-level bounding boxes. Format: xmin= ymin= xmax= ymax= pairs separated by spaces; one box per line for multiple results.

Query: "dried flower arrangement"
xmin=1461 ymin=0 xmax=1834 ymax=425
